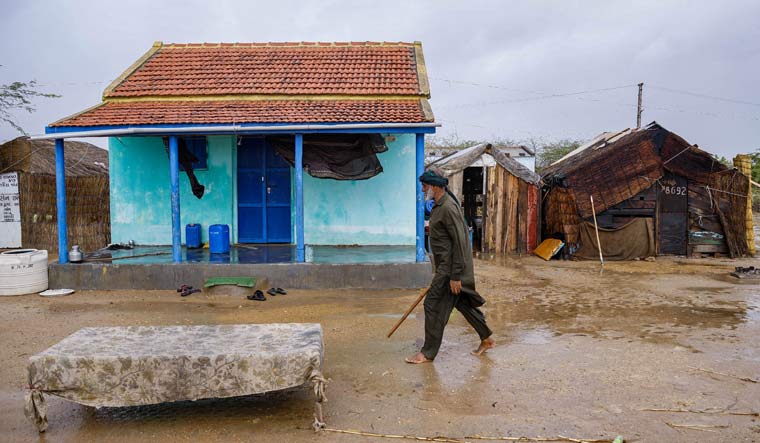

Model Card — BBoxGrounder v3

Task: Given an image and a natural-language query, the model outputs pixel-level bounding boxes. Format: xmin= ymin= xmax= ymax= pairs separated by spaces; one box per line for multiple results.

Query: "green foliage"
xmin=749 ymin=149 xmax=760 ymax=183
xmin=711 ymin=154 xmax=732 ymax=167
xmin=750 ymin=149 xmax=760 ymax=211
xmin=0 ymin=75 xmax=60 ymax=135
xmin=426 ymin=132 xmax=583 ymax=174
xmin=425 ymin=131 xmax=516 ymax=150
xmin=535 ymin=139 xmax=582 ymax=172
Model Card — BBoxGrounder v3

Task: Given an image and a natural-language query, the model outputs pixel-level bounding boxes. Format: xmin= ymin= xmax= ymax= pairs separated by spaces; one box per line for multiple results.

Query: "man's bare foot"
xmin=405 ymin=352 xmax=433 ymax=364
xmin=472 ymin=337 xmax=495 ymax=356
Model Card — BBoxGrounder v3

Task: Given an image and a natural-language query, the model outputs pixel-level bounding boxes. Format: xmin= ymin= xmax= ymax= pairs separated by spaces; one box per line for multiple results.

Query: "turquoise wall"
xmin=109 ymin=133 xmax=416 ymax=246
xmin=109 ymin=135 xmax=236 ymax=245
xmin=303 ymin=134 xmax=416 ymax=245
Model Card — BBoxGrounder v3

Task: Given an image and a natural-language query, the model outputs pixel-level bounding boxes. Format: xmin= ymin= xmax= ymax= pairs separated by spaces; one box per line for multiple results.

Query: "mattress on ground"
xmin=25 ymin=323 xmax=325 ymax=431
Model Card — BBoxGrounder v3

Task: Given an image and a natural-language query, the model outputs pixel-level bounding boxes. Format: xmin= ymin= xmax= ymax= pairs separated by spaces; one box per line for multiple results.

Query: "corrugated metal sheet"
xmin=429 ymin=143 xmax=540 ymax=185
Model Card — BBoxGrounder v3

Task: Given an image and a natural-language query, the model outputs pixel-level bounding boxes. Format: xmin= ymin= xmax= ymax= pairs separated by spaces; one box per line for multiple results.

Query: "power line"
xmin=435 ymin=88 xmax=760 ymax=122
xmin=437 ymin=91 xmax=639 ymax=110
xmin=22 ymin=76 xmax=760 ymax=109
xmin=648 ymin=84 xmax=760 ymax=107
xmin=430 ymin=76 xmax=637 ymax=98
xmin=431 ymin=75 xmax=760 ymax=110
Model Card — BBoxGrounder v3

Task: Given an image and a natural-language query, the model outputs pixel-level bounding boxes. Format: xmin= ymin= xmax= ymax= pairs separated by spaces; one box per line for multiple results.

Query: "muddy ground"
xmin=0 ymin=256 xmax=758 ymax=443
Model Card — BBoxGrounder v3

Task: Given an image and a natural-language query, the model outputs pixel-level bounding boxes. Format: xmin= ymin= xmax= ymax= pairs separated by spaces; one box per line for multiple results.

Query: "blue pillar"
xmin=295 ymin=133 xmax=305 ymax=262
xmin=55 ymin=138 xmax=69 ymax=263
xmin=169 ymin=135 xmax=181 ymax=262
xmin=415 ymin=133 xmax=425 ymax=262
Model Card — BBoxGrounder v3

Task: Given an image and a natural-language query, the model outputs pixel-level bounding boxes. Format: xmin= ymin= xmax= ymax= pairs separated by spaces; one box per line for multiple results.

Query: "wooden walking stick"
xmin=387 ymin=287 xmax=429 ymax=338
xmin=590 ymin=195 xmax=604 ymax=266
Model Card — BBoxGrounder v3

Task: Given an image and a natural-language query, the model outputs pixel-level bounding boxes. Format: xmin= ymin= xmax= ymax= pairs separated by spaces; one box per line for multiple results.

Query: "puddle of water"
xmin=482 ymin=292 xmax=748 ymax=345
xmin=746 ymin=306 xmax=760 ymax=322
xmin=367 ymin=313 xmax=418 ymax=320
xmin=709 ymin=273 xmax=760 ymax=285
xmin=512 ymin=327 xmax=554 ymax=345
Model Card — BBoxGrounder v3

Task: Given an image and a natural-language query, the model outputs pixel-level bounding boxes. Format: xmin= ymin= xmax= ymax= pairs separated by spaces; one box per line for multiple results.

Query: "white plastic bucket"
xmin=0 ymin=249 xmax=49 ymax=296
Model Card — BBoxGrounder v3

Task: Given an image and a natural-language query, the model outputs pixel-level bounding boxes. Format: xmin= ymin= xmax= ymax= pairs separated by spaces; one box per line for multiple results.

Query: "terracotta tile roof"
xmin=106 ymin=42 xmax=426 ymax=98
xmin=50 ymin=100 xmax=431 ymax=127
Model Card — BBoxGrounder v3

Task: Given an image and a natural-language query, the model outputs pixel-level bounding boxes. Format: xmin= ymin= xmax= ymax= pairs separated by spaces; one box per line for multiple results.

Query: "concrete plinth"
xmin=49 ymin=262 xmax=431 ymax=290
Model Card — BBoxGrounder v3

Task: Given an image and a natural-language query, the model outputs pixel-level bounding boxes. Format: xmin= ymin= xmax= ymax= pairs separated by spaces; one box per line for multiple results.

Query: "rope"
xmin=322 ymin=428 xmax=619 ymax=443
xmin=0 ymin=143 xmax=102 ymax=175
xmin=703 ymin=185 xmax=750 ymax=199
xmin=310 ymin=369 xmax=328 ymax=432
xmin=0 ymin=146 xmax=43 ymax=174
xmin=706 ymin=186 xmax=715 ymax=209
xmin=23 ymin=389 xmax=48 ymax=432
xmin=662 ymin=145 xmax=693 ymax=165
xmin=638 ymin=175 xmax=748 ymax=199
xmin=696 ymin=214 xmax=719 ymax=228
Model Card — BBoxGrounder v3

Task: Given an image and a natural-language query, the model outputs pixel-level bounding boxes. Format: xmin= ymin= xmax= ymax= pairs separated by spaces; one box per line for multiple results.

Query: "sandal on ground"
xmin=266 ymin=288 xmax=278 ymax=296
xmin=181 ymin=288 xmax=200 ymax=297
xmin=247 ymin=290 xmax=266 ymax=301
xmin=275 ymin=288 xmax=287 ymax=295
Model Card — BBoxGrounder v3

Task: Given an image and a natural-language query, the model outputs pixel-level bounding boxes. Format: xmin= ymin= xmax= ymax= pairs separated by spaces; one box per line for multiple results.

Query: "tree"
xmin=750 ymin=149 xmax=760 ymax=211
xmin=749 ymin=149 xmax=760 ymax=183
xmin=712 ymin=154 xmax=732 ymax=167
xmin=535 ymin=139 xmax=582 ymax=172
xmin=1 ymin=76 xmax=60 ymax=135
xmin=425 ymin=130 xmax=518 ymax=151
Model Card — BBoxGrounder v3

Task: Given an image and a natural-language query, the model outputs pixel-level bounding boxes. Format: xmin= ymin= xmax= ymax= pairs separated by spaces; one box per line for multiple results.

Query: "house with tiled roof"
xmin=38 ymin=41 xmax=438 ymax=264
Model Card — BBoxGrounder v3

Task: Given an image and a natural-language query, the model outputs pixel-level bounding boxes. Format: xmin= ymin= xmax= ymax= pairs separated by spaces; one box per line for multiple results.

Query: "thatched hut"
xmin=541 ymin=122 xmax=750 ymax=259
xmin=0 ymin=136 xmax=109 ymax=251
xmin=427 ymin=143 xmax=541 ymax=255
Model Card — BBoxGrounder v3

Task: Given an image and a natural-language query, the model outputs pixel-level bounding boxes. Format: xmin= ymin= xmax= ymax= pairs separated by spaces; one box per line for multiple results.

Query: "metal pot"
xmin=69 ymin=245 xmax=83 ymax=263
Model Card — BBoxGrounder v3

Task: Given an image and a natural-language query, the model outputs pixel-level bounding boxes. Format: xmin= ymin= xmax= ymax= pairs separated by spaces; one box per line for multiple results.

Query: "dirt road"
xmin=1 ymin=256 xmax=758 ymax=442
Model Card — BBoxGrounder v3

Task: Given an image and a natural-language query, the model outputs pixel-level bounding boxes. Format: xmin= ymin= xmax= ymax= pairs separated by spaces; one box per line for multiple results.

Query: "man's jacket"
xmin=428 ymin=192 xmax=480 ymax=305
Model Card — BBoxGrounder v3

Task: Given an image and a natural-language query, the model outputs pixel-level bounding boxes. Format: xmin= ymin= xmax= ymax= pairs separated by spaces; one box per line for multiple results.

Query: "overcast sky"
xmin=1 ymin=0 xmax=759 ymax=157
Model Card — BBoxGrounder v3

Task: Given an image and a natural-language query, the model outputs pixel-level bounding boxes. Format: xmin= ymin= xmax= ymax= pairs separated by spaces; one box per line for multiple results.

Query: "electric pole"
xmin=636 ymin=82 xmax=644 ymax=128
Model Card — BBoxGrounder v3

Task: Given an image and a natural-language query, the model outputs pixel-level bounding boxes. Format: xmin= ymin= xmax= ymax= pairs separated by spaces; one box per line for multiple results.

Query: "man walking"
xmin=406 ymin=169 xmax=494 ymax=364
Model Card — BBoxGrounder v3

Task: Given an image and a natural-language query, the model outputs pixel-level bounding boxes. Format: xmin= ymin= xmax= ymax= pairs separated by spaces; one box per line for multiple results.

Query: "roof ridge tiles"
xmin=162 ymin=41 xmax=416 ymax=48
xmin=103 ymin=40 xmax=428 ymax=99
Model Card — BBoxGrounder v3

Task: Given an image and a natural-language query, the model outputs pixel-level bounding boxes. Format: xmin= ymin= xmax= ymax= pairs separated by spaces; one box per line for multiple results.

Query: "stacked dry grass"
xmin=19 ymin=174 xmax=110 ymax=252
xmin=1 ymin=137 xmax=110 ymax=252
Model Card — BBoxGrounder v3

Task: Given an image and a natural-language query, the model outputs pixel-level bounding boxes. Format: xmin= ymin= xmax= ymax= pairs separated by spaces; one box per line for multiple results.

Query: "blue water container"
xmin=209 ymin=224 xmax=230 ymax=254
xmin=185 ymin=224 xmax=201 ymax=249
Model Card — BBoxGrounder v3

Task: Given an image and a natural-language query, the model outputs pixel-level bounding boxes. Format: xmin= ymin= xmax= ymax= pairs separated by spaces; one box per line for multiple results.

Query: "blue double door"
xmin=237 ymin=138 xmax=292 ymax=243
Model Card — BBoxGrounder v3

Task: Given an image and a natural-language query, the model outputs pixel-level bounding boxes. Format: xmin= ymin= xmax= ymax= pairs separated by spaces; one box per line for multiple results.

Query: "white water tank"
xmin=0 ymin=249 xmax=49 ymax=296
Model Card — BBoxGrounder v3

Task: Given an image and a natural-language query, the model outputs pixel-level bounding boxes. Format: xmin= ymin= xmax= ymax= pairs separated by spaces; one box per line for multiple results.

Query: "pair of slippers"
xmin=177 ymin=285 xmax=200 ymax=297
xmin=247 ymin=290 xmax=266 ymax=301
xmin=247 ymin=288 xmax=287 ymax=301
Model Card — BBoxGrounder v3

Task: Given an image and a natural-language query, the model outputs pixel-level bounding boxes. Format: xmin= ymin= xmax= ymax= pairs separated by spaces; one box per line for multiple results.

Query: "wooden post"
xmin=733 ymin=154 xmax=755 ymax=255
xmin=590 ymin=196 xmax=604 ymax=266
xmin=637 ymin=82 xmax=644 ymax=129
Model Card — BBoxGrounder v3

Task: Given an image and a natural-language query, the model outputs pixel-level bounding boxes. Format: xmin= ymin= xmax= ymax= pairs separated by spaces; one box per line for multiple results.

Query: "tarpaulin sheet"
xmin=204 ymin=276 xmax=256 ymax=288
xmin=267 ymin=134 xmax=387 ymax=180
xmin=25 ymin=324 xmax=325 ymax=431
xmin=534 ymin=238 xmax=564 ymax=260
xmin=575 ymin=218 xmax=655 ymax=261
